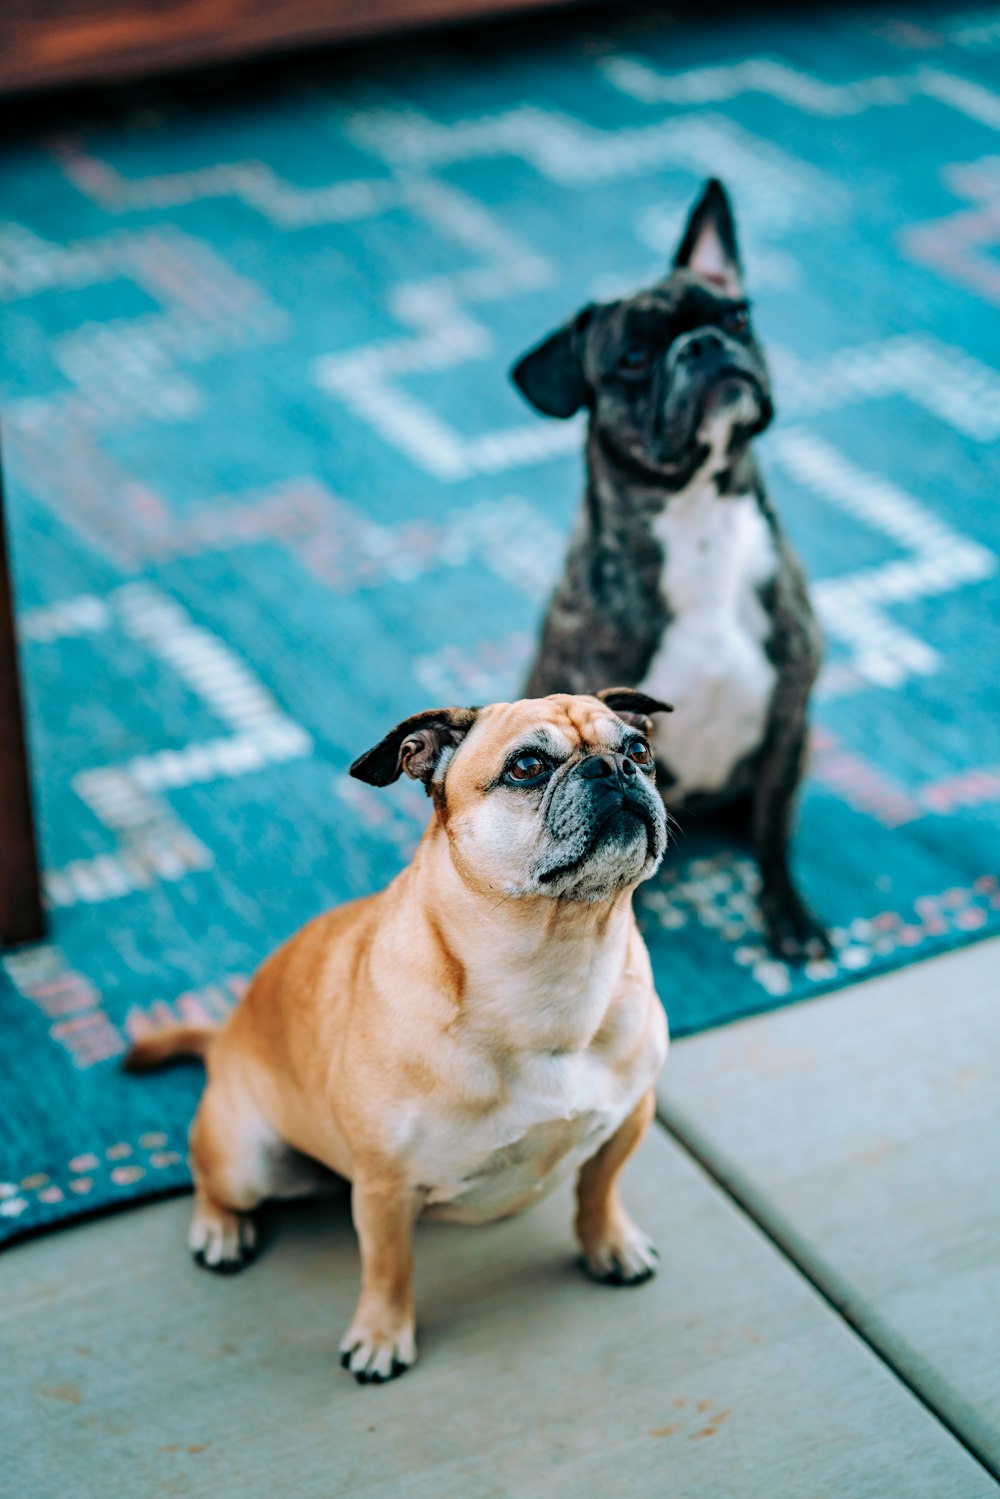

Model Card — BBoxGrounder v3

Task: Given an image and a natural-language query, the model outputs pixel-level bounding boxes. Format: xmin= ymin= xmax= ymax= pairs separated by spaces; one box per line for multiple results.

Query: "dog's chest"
xmin=640 ymin=486 xmax=778 ymax=799
xmin=420 ymin=1029 xmax=662 ymax=1226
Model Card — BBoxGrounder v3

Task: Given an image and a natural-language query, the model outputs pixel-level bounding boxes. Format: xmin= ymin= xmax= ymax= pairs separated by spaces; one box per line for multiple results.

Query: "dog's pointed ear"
xmin=596 ymin=687 xmax=674 ymax=735
xmin=510 ymin=306 xmax=594 ymax=419
xmin=673 ymin=179 xmax=743 ymax=298
xmin=350 ymin=706 xmax=479 ymax=791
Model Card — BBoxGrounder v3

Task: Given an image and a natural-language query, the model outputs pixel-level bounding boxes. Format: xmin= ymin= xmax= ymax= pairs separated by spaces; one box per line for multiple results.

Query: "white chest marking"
xmin=419 ymin=1008 xmax=667 ymax=1226
xmin=640 ymin=483 xmax=778 ymax=799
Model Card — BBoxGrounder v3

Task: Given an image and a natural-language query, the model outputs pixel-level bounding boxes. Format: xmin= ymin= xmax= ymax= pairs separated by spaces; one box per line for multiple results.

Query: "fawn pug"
xmin=127 ymin=689 xmax=671 ymax=1383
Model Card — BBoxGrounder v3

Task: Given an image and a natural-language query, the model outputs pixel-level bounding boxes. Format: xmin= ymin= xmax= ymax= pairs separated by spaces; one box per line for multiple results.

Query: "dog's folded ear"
xmin=510 ymin=306 xmax=594 ymax=419
xmin=673 ymin=179 xmax=743 ymax=299
xmin=350 ymin=707 xmax=480 ymax=790
xmin=596 ymin=687 xmax=674 ymax=736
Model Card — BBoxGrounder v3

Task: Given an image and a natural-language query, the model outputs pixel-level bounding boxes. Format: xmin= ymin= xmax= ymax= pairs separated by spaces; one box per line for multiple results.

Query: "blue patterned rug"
xmin=2 ymin=2 xmax=999 ymax=1244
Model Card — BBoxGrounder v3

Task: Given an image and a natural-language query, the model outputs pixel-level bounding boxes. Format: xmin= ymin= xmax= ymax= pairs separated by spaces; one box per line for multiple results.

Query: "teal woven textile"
xmin=2 ymin=2 xmax=998 ymax=1242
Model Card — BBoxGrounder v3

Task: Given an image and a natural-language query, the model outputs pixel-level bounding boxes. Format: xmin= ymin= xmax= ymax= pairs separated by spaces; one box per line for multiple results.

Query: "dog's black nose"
xmin=682 ymin=330 xmax=723 ymax=363
xmin=578 ymin=753 xmax=637 ymax=781
xmin=578 ymin=753 xmax=617 ymax=780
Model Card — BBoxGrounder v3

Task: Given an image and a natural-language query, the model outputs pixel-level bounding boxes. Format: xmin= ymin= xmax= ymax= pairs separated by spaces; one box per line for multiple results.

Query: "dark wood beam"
xmin=0 ymin=0 xmax=576 ymax=96
xmin=0 ymin=437 xmax=46 ymax=948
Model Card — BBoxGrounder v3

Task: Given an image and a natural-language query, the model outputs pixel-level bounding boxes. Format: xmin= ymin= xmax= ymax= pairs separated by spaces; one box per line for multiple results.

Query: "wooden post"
xmin=0 ymin=436 xmax=45 ymax=947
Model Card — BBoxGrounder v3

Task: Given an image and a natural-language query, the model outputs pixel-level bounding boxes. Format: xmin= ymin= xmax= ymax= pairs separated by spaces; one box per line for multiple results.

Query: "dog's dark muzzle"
xmin=575 ymin=753 xmax=659 ymax=844
xmin=665 ymin=328 xmax=771 ymax=437
xmin=535 ymin=753 xmax=664 ymax=888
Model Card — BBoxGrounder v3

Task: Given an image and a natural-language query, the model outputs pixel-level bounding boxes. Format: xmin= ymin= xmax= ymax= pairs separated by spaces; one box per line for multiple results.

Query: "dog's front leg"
xmin=575 ymin=1089 xmax=658 ymax=1285
xmin=752 ymin=687 xmax=831 ymax=963
xmin=340 ymin=1171 xmax=421 ymax=1384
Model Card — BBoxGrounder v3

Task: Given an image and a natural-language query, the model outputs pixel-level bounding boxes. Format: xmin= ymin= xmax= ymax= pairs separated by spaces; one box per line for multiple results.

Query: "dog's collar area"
xmin=590 ymin=425 xmax=713 ymax=492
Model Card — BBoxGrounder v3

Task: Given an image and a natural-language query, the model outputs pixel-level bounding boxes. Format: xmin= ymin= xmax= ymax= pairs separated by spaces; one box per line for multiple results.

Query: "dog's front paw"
xmin=188 ymin=1202 xmax=258 ymax=1275
xmin=339 ymin=1319 xmax=417 ymax=1384
xmin=761 ymin=891 xmax=831 ymax=965
xmin=579 ymin=1215 xmax=659 ymax=1287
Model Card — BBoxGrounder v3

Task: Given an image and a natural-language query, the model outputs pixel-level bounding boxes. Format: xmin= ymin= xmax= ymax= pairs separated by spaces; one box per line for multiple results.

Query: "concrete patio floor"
xmin=3 ymin=941 xmax=998 ymax=1498
xmin=659 ymin=936 xmax=1000 ymax=1481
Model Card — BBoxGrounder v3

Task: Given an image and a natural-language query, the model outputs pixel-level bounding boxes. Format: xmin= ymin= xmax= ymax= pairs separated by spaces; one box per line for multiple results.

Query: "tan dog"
xmin=127 ymin=688 xmax=672 ymax=1383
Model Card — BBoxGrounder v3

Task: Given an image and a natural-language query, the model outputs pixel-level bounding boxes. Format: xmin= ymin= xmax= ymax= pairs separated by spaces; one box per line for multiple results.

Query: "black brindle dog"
xmin=512 ymin=179 xmax=829 ymax=961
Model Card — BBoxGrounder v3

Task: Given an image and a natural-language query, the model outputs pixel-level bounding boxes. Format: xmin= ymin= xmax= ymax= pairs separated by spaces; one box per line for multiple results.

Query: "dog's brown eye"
xmin=619 ymin=344 xmax=653 ymax=376
xmin=627 ymin=739 xmax=652 ymax=767
xmin=723 ymin=309 xmax=749 ymax=335
xmin=509 ymin=749 xmax=554 ymax=785
xmin=507 ymin=753 xmax=549 ymax=783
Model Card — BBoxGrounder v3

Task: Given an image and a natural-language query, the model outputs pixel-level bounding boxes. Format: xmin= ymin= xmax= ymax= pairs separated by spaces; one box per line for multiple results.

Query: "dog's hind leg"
xmin=188 ymin=1186 xmax=259 ymax=1275
xmin=575 ymin=1088 xmax=658 ymax=1286
xmin=186 ymin=1076 xmax=287 ymax=1275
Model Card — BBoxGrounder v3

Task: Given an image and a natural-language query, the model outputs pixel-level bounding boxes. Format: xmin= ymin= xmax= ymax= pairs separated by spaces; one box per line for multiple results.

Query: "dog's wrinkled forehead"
xmin=590 ymin=276 xmax=741 ymax=359
xmin=458 ymin=696 xmax=632 ymax=784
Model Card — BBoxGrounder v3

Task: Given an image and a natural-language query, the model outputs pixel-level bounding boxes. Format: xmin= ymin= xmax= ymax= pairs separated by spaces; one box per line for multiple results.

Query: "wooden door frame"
xmin=0 ymin=433 xmax=45 ymax=948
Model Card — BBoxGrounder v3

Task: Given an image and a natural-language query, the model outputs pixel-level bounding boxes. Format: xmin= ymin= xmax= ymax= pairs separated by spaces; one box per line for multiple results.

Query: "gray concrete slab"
xmin=2 ymin=1121 xmax=994 ymax=1498
xmin=658 ymin=937 xmax=1000 ymax=1482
